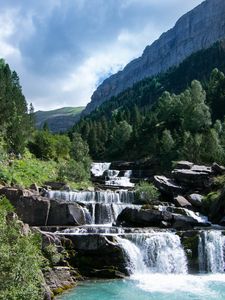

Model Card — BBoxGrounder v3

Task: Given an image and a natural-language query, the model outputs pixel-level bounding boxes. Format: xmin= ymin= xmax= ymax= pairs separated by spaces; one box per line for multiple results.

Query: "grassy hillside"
xmin=35 ymin=106 xmax=84 ymax=133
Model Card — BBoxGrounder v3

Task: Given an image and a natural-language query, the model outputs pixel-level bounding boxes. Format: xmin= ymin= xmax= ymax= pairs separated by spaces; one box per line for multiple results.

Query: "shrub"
xmin=57 ymin=159 xmax=90 ymax=183
xmin=0 ymin=197 xmax=45 ymax=300
xmin=135 ymin=181 xmax=160 ymax=204
xmin=0 ymin=152 xmax=57 ymax=187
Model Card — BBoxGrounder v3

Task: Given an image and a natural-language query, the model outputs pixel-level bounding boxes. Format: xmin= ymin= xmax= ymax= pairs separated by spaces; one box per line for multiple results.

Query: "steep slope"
xmin=35 ymin=107 xmax=84 ymax=133
xmin=83 ymin=0 xmax=225 ymax=115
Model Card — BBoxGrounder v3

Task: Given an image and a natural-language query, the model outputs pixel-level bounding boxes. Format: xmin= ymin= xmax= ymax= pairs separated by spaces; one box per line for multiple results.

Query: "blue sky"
xmin=0 ymin=0 xmax=203 ymax=111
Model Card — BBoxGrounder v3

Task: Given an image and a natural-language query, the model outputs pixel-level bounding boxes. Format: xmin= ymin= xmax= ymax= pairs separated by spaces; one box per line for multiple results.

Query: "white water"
xmin=198 ymin=230 xmax=225 ymax=273
xmin=117 ymin=232 xmax=188 ymax=275
xmin=91 ymin=162 xmax=111 ymax=177
xmin=47 ymin=189 xmax=136 ymax=224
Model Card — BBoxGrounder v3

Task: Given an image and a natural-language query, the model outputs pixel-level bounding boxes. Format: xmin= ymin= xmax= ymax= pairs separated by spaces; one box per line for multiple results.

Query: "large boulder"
xmin=172 ymin=214 xmax=200 ymax=230
xmin=47 ymin=200 xmax=91 ymax=226
xmin=13 ymin=195 xmax=50 ymax=226
xmin=172 ymin=165 xmax=212 ymax=189
xmin=153 ymin=175 xmax=184 ymax=195
xmin=66 ymin=234 xmax=128 ymax=277
xmin=117 ymin=207 xmax=173 ymax=227
xmin=187 ymin=193 xmax=203 ymax=207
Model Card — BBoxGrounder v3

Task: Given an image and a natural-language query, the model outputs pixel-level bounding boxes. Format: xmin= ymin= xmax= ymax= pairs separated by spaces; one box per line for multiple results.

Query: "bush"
xmin=57 ymin=159 xmax=90 ymax=183
xmin=0 ymin=152 xmax=57 ymax=187
xmin=0 ymin=197 xmax=45 ymax=300
xmin=202 ymin=191 xmax=221 ymax=215
xmin=135 ymin=181 xmax=160 ymax=204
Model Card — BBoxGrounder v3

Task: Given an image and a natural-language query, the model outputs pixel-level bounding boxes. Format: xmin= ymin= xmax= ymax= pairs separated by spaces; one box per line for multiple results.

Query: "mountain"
xmin=35 ymin=107 xmax=84 ymax=133
xmin=83 ymin=0 xmax=225 ymax=115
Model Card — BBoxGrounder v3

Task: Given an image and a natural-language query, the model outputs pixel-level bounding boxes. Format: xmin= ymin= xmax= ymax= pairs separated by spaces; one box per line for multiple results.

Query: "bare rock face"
xmin=84 ymin=0 xmax=225 ymax=115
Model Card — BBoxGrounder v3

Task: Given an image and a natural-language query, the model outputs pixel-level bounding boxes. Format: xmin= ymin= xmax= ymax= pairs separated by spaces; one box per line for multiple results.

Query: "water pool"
xmin=57 ymin=274 xmax=225 ymax=300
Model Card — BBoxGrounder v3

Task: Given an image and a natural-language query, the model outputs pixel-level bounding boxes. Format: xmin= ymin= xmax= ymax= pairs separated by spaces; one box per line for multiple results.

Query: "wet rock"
xmin=66 ymin=234 xmax=128 ymax=277
xmin=174 ymin=195 xmax=192 ymax=208
xmin=117 ymin=207 xmax=173 ymax=227
xmin=172 ymin=214 xmax=199 ymax=230
xmin=47 ymin=200 xmax=90 ymax=226
xmin=212 ymin=162 xmax=225 ymax=175
xmin=188 ymin=193 xmax=203 ymax=207
xmin=153 ymin=175 xmax=184 ymax=195
xmin=179 ymin=230 xmax=200 ymax=273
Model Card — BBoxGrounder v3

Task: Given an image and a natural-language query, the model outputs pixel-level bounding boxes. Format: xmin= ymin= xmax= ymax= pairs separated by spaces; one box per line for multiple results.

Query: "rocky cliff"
xmin=83 ymin=0 xmax=225 ymax=115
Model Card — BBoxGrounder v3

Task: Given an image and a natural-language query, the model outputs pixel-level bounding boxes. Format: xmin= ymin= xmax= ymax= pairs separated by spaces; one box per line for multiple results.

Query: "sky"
xmin=0 ymin=0 xmax=203 ymax=111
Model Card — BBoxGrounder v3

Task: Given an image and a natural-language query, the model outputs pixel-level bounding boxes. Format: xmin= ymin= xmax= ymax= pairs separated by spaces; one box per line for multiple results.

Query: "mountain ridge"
xmin=83 ymin=0 xmax=225 ymax=115
xmin=35 ymin=106 xmax=84 ymax=133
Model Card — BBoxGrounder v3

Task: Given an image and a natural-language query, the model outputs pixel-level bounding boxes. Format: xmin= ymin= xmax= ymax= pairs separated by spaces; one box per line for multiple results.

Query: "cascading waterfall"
xmin=117 ymin=232 xmax=188 ymax=275
xmin=198 ymin=230 xmax=225 ymax=273
xmin=47 ymin=189 xmax=136 ymax=224
xmin=91 ymin=162 xmax=111 ymax=177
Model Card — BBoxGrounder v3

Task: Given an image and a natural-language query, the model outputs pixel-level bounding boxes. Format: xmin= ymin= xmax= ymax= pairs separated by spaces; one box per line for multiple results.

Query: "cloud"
xmin=0 ymin=0 xmax=203 ymax=110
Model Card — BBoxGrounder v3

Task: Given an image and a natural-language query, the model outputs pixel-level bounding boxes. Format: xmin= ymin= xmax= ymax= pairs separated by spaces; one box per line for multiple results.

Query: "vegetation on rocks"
xmin=135 ymin=181 xmax=159 ymax=204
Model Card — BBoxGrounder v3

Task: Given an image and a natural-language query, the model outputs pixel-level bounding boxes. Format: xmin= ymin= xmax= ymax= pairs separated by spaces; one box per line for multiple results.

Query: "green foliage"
xmin=57 ymin=159 xmax=90 ymax=183
xmin=0 ymin=197 xmax=44 ymax=300
xmin=43 ymin=244 xmax=62 ymax=266
xmin=0 ymin=152 xmax=57 ymax=187
xmin=202 ymin=191 xmax=221 ymax=215
xmin=29 ymin=131 xmax=71 ymax=160
xmin=135 ymin=181 xmax=160 ymax=204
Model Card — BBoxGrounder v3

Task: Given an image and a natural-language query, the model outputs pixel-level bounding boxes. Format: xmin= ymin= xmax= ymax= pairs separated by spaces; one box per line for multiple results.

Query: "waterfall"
xmin=117 ymin=236 xmax=148 ymax=274
xmin=47 ymin=190 xmax=135 ymax=204
xmin=47 ymin=190 xmax=136 ymax=225
xmin=117 ymin=232 xmax=187 ymax=275
xmin=91 ymin=162 xmax=111 ymax=177
xmin=198 ymin=230 xmax=225 ymax=273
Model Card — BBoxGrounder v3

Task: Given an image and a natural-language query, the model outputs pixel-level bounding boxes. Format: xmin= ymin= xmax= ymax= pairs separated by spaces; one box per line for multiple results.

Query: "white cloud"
xmin=0 ymin=0 xmax=203 ymax=111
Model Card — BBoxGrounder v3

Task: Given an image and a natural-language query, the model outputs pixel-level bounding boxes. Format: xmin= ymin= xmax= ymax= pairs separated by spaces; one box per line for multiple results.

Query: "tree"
xmin=110 ymin=121 xmax=133 ymax=155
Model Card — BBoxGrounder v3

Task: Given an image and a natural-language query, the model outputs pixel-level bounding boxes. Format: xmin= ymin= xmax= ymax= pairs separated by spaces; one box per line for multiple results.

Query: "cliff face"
xmin=84 ymin=0 xmax=225 ymax=115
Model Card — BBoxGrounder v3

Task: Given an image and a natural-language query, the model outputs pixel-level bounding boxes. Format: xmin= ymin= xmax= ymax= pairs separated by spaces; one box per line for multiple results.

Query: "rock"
xmin=212 ymin=162 xmax=225 ymax=175
xmin=188 ymin=193 xmax=203 ymax=207
xmin=66 ymin=234 xmax=129 ymax=277
xmin=153 ymin=175 xmax=184 ymax=195
xmin=47 ymin=200 xmax=90 ymax=226
xmin=83 ymin=0 xmax=225 ymax=115
xmin=172 ymin=167 xmax=212 ymax=189
xmin=0 ymin=187 xmax=35 ymax=205
xmin=219 ymin=216 xmax=225 ymax=226
xmin=43 ymin=267 xmax=77 ymax=295
xmin=175 ymin=161 xmax=194 ymax=170
xmin=174 ymin=195 xmax=192 ymax=208
xmin=45 ymin=182 xmax=69 ymax=191
xmin=30 ymin=183 xmax=40 ymax=192
xmin=172 ymin=214 xmax=199 ymax=230
xmin=13 ymin=196 xmax=50 ymax=226
xmin=179 ymin=230 xmax=200 ymax=273
xmin=117 ymin=207 xmax=173 ymax=227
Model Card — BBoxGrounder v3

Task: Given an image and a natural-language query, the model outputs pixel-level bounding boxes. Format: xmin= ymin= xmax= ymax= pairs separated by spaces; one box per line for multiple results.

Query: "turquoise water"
xmin=57 ymin=274 xmax=225 ymax=300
